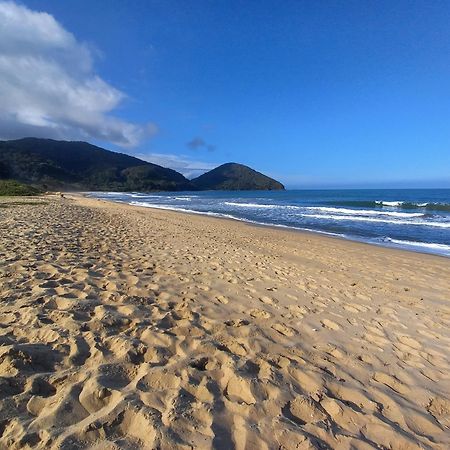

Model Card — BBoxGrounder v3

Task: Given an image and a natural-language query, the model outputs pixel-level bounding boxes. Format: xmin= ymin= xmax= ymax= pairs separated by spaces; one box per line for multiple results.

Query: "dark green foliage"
xmin=0 ymin=161 xmax=9 ymax=178
xmin=190 ymin=163 xmax=285 ymax=191
xmin=0 ymin=179 xmax=42 ymax=196
xmin=0 ymin=138 xmax=284 ymax=192
xmin=0 ymin=138 xmax=190 ymax=191
xmin=122 ymin=165 xmax=190 ymax=191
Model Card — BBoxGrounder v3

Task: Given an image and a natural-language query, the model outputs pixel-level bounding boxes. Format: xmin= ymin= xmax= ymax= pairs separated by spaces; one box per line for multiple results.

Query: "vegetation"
xmin=0 ymin=179 xmax=42 ymax=196
xmin=0 ymin=138 xmax=284 ymax=192
xmin=0 ymin=138 xmax=190 ymax=191
xmin=190 ymin=163 xmax=285 ymax=190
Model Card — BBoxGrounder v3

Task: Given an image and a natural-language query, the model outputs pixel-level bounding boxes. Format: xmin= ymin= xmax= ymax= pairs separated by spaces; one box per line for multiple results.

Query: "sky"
xmin=1 ymin=0 xmax=449 ymax=188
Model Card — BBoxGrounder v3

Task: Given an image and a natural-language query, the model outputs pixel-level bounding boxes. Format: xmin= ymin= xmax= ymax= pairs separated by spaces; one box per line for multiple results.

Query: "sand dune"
xmin=0 ymin=194 xmax=449 ymax=449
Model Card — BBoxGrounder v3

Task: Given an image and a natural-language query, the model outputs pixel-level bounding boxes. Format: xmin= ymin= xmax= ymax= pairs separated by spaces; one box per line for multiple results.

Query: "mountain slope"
xmin=0 ymin=138 xmax=190 ymax=191
xmin=191 ymin=163 xmax=284 ymax=190
xmin=0 ymin=139 xmax=285 ymax=192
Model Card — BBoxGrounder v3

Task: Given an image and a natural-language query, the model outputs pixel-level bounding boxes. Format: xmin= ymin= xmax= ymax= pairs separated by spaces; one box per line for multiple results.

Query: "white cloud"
xmin=135 ymin=152 xmax=217 ymax=179
xmin=0 ymin=1 xmax=155 ymax=147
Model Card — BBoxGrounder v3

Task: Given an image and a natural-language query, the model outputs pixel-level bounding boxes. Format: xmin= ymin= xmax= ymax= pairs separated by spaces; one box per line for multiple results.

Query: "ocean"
xmin=89 ymin=189 xmax=450 ymax=258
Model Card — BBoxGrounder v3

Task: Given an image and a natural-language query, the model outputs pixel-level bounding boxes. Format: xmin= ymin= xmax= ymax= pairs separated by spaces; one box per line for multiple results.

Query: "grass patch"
xmin=0 ymin=201 xmax=47 ymax=208
xmin=0 ymin=180 xmax=42 ymax=196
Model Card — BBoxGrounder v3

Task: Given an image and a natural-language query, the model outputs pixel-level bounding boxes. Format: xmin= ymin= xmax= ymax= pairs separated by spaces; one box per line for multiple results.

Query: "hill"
xmin=0 ymin=139 xmax=285 ymax=192
xmin=190 ymin=163 xmax=285 ymax=190
xmin=0 ymin=138 xmax=190 ymax=191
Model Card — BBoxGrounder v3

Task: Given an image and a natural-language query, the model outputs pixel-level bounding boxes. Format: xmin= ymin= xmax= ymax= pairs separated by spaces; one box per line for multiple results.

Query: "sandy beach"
xmin=0 ymin=194 xmax=449 ymax=449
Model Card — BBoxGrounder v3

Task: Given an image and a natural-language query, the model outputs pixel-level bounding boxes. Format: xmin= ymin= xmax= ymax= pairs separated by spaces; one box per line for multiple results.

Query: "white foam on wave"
xmin=375 ymin=200 xmax=434 ymax=208
xmin=129 ymin=202 xmax=347 ymax=237
xmin=305 ymin=206 xmax=424 ymax=218
xmin=301 ymin=213 xmax=450 ymax=228
xmin=382 ymin=238 xmax=450 ymax=254
xmin=224 ymin=202 xmax=274 ymax=208
xmin=130 ymin=201 xmax=241 ymax=220
xmin=87 ymin=191 xmax=122 ymax=196
xmin=224 ymin=203 xmax=427 ymax=218
xmin=375 ymin=200 xmax=404 ymax=207
xmin=129 ymin=193 xmax=163 ymax=199
xmin=224 ymin=202 xmax=310 ymax=211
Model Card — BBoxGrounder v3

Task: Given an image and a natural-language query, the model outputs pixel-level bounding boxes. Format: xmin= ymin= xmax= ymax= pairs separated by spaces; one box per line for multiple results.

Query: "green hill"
xmin=190 ymin=163 xmax=284 ymax=190
xmin=0 ymin=138 xmax=190 ymax=191
xmin=0 ymin=138 xmax=285 ymax=192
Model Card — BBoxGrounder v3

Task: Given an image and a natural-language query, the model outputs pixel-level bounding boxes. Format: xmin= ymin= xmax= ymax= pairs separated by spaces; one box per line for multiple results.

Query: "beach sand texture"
xmin=0 ymin=195 xmax=449 ymax=449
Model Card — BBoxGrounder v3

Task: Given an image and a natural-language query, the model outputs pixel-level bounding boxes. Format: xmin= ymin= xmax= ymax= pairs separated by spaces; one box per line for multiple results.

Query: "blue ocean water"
xmin=89 ymin=189 xmax=450 ymax=257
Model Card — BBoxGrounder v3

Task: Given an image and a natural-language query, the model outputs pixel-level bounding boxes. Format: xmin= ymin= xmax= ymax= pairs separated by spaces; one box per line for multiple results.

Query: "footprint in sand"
xmin=249 ymin=309 xmax=272 ymax=319
xmin=225 ymin=376 xmax=256 ymax=405
xmin=216 ymin=295 xmax=229 ymax=304
xmin=328 ymin=383 xmax=378 ymax=413
xmin=361 ymin=422 xmax=417 ymax=450
xmin=355 ymin=293 xmax=371 ymax=302
xmin=289 ymin=369 xmax=323 ymax=394
xmin=373 ymin=372 xmax=409 ymax=395
xmin=344 ymin=303 xmax=369 ymax=313
xmin=287 ymin=395 xmax=325 ymax=424
xmin=217 ymin=338 xmax=248 ymax=356
xmin=259 ymin=296 xmax=277 ymax=305
xmin=320 ymin=397 xmax=343 ymax=418
xmin=362 ymin=333 xmax=390 ymax=348
xmin=343 ymin=305 xmax=359 ymax=313
xmin=197 ymin=284 xmax=211 ymax=291
xmin=397 ymin=335 xmax=422 ymax=350
xmin=321 ymin=319 xmax=340 ymax=331
xmin=225 ymin=318 xmax=249 ymax=327
xmin=327 ymin=346 xmax=345 ymax=359
xmin=271 ymin=323 xmax=295 ymax=337
xmin=427 ymin=397 xmax=450 ymax=428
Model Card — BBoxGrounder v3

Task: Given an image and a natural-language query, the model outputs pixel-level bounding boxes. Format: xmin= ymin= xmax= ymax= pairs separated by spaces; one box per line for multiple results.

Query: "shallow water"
xmin=89 ymin=189 xmax=450 ymax=257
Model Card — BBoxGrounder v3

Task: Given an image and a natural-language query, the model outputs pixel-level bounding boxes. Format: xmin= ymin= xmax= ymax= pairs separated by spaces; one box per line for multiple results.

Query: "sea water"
xmin=89 ymin=189 xmax=450 ymax=258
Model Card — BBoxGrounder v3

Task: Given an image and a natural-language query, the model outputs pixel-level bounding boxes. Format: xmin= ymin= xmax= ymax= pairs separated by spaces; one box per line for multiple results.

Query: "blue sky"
xmin=1 ymin=1 xmax=450 ymax=188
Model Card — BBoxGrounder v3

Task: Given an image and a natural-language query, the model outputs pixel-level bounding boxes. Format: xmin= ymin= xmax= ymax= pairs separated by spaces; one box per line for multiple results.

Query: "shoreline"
xmin=1 ymin=194 xmax=449 ymax=449
xmin=81 ymin=192 xmax=450 ymax=262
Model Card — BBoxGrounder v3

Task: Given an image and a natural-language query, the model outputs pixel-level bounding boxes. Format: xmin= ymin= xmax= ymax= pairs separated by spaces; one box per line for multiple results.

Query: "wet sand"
xmin=0 ymin=194 xmax=449 ymax=449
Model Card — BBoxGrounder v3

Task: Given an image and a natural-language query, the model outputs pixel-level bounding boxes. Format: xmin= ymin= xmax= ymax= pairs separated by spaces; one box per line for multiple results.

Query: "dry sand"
xmin=0 ymin=194 xmax=449 ymax=449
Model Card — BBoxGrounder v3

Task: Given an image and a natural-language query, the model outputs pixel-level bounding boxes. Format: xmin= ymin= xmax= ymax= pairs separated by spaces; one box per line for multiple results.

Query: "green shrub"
xmin=0 ymin=180 xmax=42 ymax=196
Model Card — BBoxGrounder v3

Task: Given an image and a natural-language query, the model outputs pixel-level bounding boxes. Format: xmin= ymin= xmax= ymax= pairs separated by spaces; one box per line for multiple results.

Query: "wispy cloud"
xmin=135 ymin=152 xmax=217 ymax=179
xmin=187 ymin=136 xmax=216 ymax=152
xmin=0 ymin=1 xmax=156 ymax=147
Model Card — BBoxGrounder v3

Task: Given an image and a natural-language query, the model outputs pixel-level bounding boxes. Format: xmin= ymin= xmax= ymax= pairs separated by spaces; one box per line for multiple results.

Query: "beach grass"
xmin=0 ymin=179 xmax=42 ymax=196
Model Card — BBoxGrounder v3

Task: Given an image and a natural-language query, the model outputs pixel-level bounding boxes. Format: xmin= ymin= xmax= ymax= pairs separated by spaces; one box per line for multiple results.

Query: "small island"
xmin=190 ymin=162 xmax=284 ymax=190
